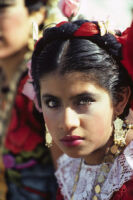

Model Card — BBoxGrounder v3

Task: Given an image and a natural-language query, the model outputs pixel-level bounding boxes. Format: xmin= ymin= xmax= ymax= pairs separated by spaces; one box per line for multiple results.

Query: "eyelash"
xmin=45 ymin=99 xmax=60 ymax=108
xmin=44 ymin=96 xmax=94 ymax=109
xmin=75 ymin=97 xmax=94 ymax=106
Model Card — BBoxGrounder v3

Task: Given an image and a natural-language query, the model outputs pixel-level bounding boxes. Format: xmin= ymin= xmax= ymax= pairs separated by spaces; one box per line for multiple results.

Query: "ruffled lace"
xmin=55 ymin=141 xmax=133 ymax=200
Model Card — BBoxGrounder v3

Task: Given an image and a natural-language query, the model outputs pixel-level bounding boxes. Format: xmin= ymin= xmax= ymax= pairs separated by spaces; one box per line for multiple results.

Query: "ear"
xmin=114 ymin=87 xmax=131 ymax=116
xmin=30 ymin=7 xmax=46 ymax=26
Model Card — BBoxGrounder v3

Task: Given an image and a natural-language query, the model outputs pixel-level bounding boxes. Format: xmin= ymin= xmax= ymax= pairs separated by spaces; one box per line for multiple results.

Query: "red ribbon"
xmin=74 ymin=22 xmax=99 ymax=36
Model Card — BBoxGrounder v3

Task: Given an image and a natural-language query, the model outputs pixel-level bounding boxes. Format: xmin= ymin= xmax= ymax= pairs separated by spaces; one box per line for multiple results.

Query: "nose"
xmin=60 ymin=107 xmax=80 ymax=131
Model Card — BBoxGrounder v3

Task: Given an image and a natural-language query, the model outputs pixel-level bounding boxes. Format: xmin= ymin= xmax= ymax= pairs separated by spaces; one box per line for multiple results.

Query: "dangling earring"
xmin=113 ymin=117 xmax=128 ymax=147
xmin=28 ymin=20 xmax=38 ymax=51
xmin=45 ymin=125 xmax=52 ymax=148
xmin=32 ymin=21 xmax=39 ymax=43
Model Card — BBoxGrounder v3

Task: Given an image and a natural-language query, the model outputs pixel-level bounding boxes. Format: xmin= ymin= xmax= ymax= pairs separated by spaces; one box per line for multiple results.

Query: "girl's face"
xmin=0 ymin=0 xmax=32 ymax=58
xmin=40 ymin=72 xmax=114 ymax=164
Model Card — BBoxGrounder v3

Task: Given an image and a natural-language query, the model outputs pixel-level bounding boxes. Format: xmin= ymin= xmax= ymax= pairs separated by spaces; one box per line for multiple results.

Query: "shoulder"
xmin=102 ymin=141 xmax=133 ymax=199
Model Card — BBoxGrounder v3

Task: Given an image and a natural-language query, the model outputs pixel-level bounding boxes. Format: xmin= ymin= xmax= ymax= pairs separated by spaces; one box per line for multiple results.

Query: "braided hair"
xmin=31 ymin=20 xmax=133 ymax=118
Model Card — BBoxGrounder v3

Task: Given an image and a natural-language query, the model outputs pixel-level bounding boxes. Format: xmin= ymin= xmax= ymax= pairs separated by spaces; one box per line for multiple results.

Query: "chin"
xmin=63 ymin=149 xmax=88 ymax=159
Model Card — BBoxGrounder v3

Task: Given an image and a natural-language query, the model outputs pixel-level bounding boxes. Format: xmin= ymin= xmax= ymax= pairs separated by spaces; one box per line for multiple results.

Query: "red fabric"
xmin=56 ymin=180 xmax=133 ymax=200
xmin=56 ymin=188 xmax=64 ymax=200
xmin=117 ymin=25 xmax=133 ymax=82
xmin=74 ymin=22 xmax=99 ymax=37
xmin=56 ymin=20 xmax=133 ymax=84
xmin=116 ymin=23 xmax=133 ymax=109
xmin=56 ymin=21 xmax=68 ymax=27
xmin=5 ymin=74 xmax=43 ymax=154
xmin=111 ymin=179 xmax=133 ymax=200
xmin=56 ymin=21 xmax=99 ymax=37
xmin=23 ymin=185 xmax=51 ymax=199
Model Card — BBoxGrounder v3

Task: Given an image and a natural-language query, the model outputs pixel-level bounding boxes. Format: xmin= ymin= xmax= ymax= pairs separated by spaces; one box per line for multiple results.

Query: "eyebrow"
xmin=42 ymin=94 xmax=59 ymax=100
xmin=42 ymin=92 xmax=100 ymax=100
xmin=70 ymin=92 xmax=100 ymax=101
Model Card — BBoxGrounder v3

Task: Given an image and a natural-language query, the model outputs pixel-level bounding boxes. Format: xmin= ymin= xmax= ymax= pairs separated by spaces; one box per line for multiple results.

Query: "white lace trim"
xmin=55 ymin=141 xmax=133 ymax=200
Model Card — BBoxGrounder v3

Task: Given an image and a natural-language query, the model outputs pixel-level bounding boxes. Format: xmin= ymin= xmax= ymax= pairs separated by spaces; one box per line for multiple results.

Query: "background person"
xmin=0 ymin=0 xmax=62 ymax=199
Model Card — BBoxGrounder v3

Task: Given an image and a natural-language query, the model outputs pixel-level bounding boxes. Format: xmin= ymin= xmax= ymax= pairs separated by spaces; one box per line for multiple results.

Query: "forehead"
xmin=40 ymin=72 xmax=107 ymax=96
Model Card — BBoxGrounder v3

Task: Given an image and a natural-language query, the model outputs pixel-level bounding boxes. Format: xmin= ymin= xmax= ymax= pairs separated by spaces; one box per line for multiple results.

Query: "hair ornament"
xmin=24 ymin=18 xmax=133 ymax=114
xmin=98 ymin=20 xmax=115 ymax=36
xmin=32 ymin=21 xmax=39 ymax=43
xmin=116 ymin=23 xmax=133 ymax=82
xmin=116 ymin=22 xmax=133 ymax=111
xmin=56 ymin=21 xmax=68 ymax=27
xmin=55 ymin=20 xmax=115 ymax=38
xmin=73 ymin=22 xmax=99 ymax=36
xmin=22 ymin=60 xmax=42 ymax=112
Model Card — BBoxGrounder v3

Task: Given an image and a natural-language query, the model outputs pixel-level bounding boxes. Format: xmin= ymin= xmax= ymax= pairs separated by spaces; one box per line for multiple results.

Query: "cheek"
xmin=82 ymin=110 xmax=113 ymax=140
xmin=95 ymin=114 xmax=112 ymax=135
xmin=3 ymin=10 xmax=27 ymax=28
xmin=2 ymin=12 xmax=30 ymax=42
xmin=43 ymin=112 xmax=60 ymax=146
xmin=42 ymin=110 xmax=57 ymax=135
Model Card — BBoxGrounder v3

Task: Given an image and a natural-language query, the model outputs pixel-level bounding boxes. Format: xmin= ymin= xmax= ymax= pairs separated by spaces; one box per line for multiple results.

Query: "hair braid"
xmin=38 ymin=20 xmax=122 ymax=62
xmin=31 ymin=19 xmax=133 ymax=116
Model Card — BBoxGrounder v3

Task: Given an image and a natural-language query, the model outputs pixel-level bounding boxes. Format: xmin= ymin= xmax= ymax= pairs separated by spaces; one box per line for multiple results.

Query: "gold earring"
xmin=45 ymin=126 xmax=52 ymax=148
xmin=113 ymin=117 xmax=128 ymax=147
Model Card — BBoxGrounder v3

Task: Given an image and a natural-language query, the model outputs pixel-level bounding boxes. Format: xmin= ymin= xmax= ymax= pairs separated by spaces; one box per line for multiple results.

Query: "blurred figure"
xmin=0 ymin=0 xmax=62 ymax=199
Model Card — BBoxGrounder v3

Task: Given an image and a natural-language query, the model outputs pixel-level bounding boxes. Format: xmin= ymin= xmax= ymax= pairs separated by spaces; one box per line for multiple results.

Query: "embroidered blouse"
xmin=55 ymin=141 xmax=133 ymax=200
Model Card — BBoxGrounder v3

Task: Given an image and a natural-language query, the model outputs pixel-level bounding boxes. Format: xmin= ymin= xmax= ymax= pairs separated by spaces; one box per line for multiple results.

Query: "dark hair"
xmin=31 ymin=20 xmax=133 ymax=119
xmin=25 ymin=0 xmax=47 ymax=12
xmin=0 ymin=0 xmax=46 ymax=10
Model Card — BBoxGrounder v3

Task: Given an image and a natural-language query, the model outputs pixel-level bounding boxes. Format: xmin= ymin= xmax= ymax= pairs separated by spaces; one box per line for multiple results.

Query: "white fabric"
xmin=55 ymin=141 xmax=133 ymax=200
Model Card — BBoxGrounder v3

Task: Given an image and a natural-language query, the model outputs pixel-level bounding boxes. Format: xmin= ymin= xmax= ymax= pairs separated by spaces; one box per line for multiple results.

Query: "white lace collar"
xmin=55 ymin=141 xmax=133 ymax=200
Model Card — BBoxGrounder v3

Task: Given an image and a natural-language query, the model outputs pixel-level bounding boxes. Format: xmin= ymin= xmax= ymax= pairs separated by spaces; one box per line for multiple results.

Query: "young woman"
xmin=0 ymin=0 xmax=60 ymax=199
xmin=30 ymin=19 xmax=133 ymax=200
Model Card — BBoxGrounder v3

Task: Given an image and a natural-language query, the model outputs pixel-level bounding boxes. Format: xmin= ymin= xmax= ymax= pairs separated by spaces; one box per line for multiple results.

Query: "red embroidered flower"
xmin=5 ymin=74 xmax=43 ymax=154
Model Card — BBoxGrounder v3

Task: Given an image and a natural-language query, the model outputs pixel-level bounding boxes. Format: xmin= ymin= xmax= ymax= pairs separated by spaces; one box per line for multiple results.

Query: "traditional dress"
xmin=56 ymin=141 xmax=133 ymax=200
xmin=1 ymin=69 xmax=57 ymax=200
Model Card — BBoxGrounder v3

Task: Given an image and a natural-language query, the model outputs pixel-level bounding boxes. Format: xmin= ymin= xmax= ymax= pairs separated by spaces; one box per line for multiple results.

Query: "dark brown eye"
xmin=75 ymin=96 xmax=94 ymax=106
xmin=45 ymin=98 xmax=60 ymax=108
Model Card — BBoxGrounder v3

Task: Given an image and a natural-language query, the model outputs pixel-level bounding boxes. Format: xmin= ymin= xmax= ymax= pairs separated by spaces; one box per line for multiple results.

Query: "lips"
xmin=61 ymin=135 xmax=83 ymax=141
xmin=60 ymin=135 xmax=84 ymax=147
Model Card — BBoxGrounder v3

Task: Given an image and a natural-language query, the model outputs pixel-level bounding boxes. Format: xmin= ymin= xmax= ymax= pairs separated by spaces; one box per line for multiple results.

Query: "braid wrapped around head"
xmin=30 ymin=19 xmax=133 ymax=116
xmin=35 ymin=20 xmax=122 ymax=61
